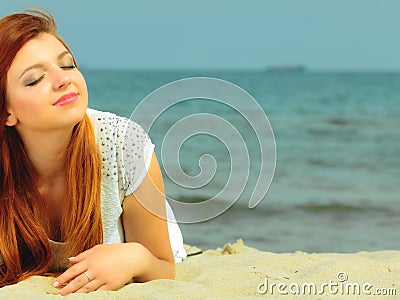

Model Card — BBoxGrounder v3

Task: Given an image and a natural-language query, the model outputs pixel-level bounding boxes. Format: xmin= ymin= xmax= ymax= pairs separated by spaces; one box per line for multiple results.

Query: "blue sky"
xmin=1 ymin=0 xmax=399 ymax=71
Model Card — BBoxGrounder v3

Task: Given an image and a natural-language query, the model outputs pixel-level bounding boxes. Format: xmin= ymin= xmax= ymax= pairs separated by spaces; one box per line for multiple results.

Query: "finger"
xmin=54 ymin=263 xmax=87 ymax=288
xmin=75 ymin=279 xmax=104 ymax=293
xmin=57 ymin=272 xmax=92 ymax=296
xmin=68 ymin=248 xmax=94 ymax=264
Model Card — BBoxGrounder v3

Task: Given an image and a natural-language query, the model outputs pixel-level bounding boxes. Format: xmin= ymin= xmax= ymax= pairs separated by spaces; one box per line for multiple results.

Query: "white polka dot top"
xmin=87 ymin=108 xmax=186 ymax=263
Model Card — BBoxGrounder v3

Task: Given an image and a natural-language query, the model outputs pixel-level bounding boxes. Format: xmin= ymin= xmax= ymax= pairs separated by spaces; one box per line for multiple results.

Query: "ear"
xmin=4 ymin=91 xmax=18 ymax=126
xmin=5 ymin=110 xmax=17 ymax=127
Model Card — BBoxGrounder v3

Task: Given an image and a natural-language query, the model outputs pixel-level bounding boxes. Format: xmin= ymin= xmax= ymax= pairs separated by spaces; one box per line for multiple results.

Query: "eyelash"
xmin=60 ymin=65 xmax=76 ymax=70
xmin=25 ymin=65 xmax=76 ymax=87
xmin=26 ymin=75 xmax=45 ymax=87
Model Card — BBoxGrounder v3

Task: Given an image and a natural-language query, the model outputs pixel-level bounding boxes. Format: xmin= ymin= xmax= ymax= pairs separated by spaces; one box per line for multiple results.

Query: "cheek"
xmin=74 ymin=71 xmax=89 ymax=98
xmin=7 ymin=89 xmax=45 ymax=116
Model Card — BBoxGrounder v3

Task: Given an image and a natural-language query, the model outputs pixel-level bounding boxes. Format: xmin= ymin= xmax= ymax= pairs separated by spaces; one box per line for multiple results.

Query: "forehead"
xmin=9 ymin=33 xmax=69 ymax=73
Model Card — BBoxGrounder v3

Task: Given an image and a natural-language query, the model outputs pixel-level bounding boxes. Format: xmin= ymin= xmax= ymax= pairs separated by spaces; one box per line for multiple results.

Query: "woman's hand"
xmin=53 ymin=243 xmax=149 ymax=295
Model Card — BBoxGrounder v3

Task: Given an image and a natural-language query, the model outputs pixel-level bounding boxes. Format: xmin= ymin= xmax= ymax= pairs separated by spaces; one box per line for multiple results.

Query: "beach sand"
xmin=0 ymin=239 xmax=398 ymax=299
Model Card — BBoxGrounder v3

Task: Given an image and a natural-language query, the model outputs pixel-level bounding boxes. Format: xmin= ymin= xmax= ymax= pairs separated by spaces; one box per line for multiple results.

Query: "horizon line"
xmin=79 ymin=67 xmax=400 ymax=73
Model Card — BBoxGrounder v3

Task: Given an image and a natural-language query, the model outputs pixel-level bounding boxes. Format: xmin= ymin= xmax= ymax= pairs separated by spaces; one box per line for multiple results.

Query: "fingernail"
xmin=53 ymin=281 xmax=59 ymax=287
xmin=67 ymin=256 xmax=75 ymax=261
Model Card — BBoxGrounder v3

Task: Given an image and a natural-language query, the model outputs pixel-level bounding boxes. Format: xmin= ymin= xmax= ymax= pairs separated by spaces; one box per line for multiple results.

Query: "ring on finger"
xmin=83 ymin=271 xmax=92 ymax=282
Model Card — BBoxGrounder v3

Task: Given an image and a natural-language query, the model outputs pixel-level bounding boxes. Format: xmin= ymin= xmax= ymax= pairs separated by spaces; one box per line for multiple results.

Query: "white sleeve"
xmin=115 ymin=117 xmax=154 ymax=196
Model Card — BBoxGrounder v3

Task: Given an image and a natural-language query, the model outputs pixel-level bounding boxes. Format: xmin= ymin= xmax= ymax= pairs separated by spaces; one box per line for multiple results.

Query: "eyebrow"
xmin=18 ymin=51 xmax=72 ymax=80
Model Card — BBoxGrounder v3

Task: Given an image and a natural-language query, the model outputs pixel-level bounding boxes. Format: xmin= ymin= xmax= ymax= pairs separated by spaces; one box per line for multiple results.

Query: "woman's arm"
xmin=121 ymin=152 xmax=175 ymax=281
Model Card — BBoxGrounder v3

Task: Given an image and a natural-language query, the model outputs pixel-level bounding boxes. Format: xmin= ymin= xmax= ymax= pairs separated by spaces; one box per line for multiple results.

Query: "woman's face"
xmin=5 ymin=32 xmax=88 ymax=135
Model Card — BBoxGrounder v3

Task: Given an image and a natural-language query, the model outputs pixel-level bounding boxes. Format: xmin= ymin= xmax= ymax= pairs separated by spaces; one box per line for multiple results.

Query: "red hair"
xmin=0 ymin=9 xmax=103 ymax=286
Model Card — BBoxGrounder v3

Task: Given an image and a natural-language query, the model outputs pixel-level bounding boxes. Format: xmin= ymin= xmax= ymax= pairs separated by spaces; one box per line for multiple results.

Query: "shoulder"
xmin=86 ymin=108 xmax=154 ymax=194
xmin=86 ymin=108 xmax=120 ymax=130
xmin=86 ymin=108 xmax=146 ymax=136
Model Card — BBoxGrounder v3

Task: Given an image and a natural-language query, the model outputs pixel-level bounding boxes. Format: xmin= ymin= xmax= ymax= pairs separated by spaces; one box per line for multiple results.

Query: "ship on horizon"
xmin=264 ymin=65 xmax=306 ymax=72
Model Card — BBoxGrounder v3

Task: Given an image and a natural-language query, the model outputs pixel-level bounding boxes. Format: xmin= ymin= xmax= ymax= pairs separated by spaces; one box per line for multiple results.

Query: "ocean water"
xmin=85 ymin=70 xmax=400 ymax=253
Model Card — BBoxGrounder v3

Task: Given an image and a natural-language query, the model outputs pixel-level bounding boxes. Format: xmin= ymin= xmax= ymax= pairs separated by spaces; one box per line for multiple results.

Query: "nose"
xmin=52 ymin=68 xmax=71 ymax=90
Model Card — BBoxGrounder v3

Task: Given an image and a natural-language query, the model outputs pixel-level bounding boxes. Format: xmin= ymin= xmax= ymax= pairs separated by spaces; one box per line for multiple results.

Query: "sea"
xmin=84 ymin=70 xmax=400 ymax=253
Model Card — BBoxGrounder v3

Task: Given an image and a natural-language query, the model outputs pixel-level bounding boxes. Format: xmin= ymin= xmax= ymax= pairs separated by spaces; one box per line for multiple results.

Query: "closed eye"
xmin=25 ymin=74 xmax=45 ymax=87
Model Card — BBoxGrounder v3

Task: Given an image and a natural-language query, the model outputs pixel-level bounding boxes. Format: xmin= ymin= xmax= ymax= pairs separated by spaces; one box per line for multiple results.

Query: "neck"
xmin=18 ymin=127 xmax=74 ymax=181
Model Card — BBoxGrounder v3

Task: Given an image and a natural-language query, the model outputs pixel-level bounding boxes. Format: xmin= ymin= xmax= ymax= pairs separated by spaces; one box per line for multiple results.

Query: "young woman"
xmin=0 ymin=9 xmax=186 ymax=295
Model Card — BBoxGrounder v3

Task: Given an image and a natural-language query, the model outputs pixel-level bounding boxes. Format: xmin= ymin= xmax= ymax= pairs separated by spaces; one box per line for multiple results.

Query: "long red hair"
xmin=0 ymin=9 xmax=103 ymax=286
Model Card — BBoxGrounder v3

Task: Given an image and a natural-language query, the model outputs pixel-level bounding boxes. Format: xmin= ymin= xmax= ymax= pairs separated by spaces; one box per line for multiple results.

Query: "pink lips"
xmin=54 ymin=92 xmax=78 ymax=106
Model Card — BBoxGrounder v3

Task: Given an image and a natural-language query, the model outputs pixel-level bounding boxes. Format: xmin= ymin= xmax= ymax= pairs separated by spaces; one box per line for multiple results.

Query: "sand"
xmin=0 ymin=239 xmax=399 ymax=299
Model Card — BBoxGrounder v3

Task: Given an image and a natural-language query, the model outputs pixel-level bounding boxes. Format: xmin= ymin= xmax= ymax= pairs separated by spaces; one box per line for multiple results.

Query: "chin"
xmin=71 ymin=108 xmax=87 ymax=124
xmin=59 ymin=105 xmax=87 ymax=128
